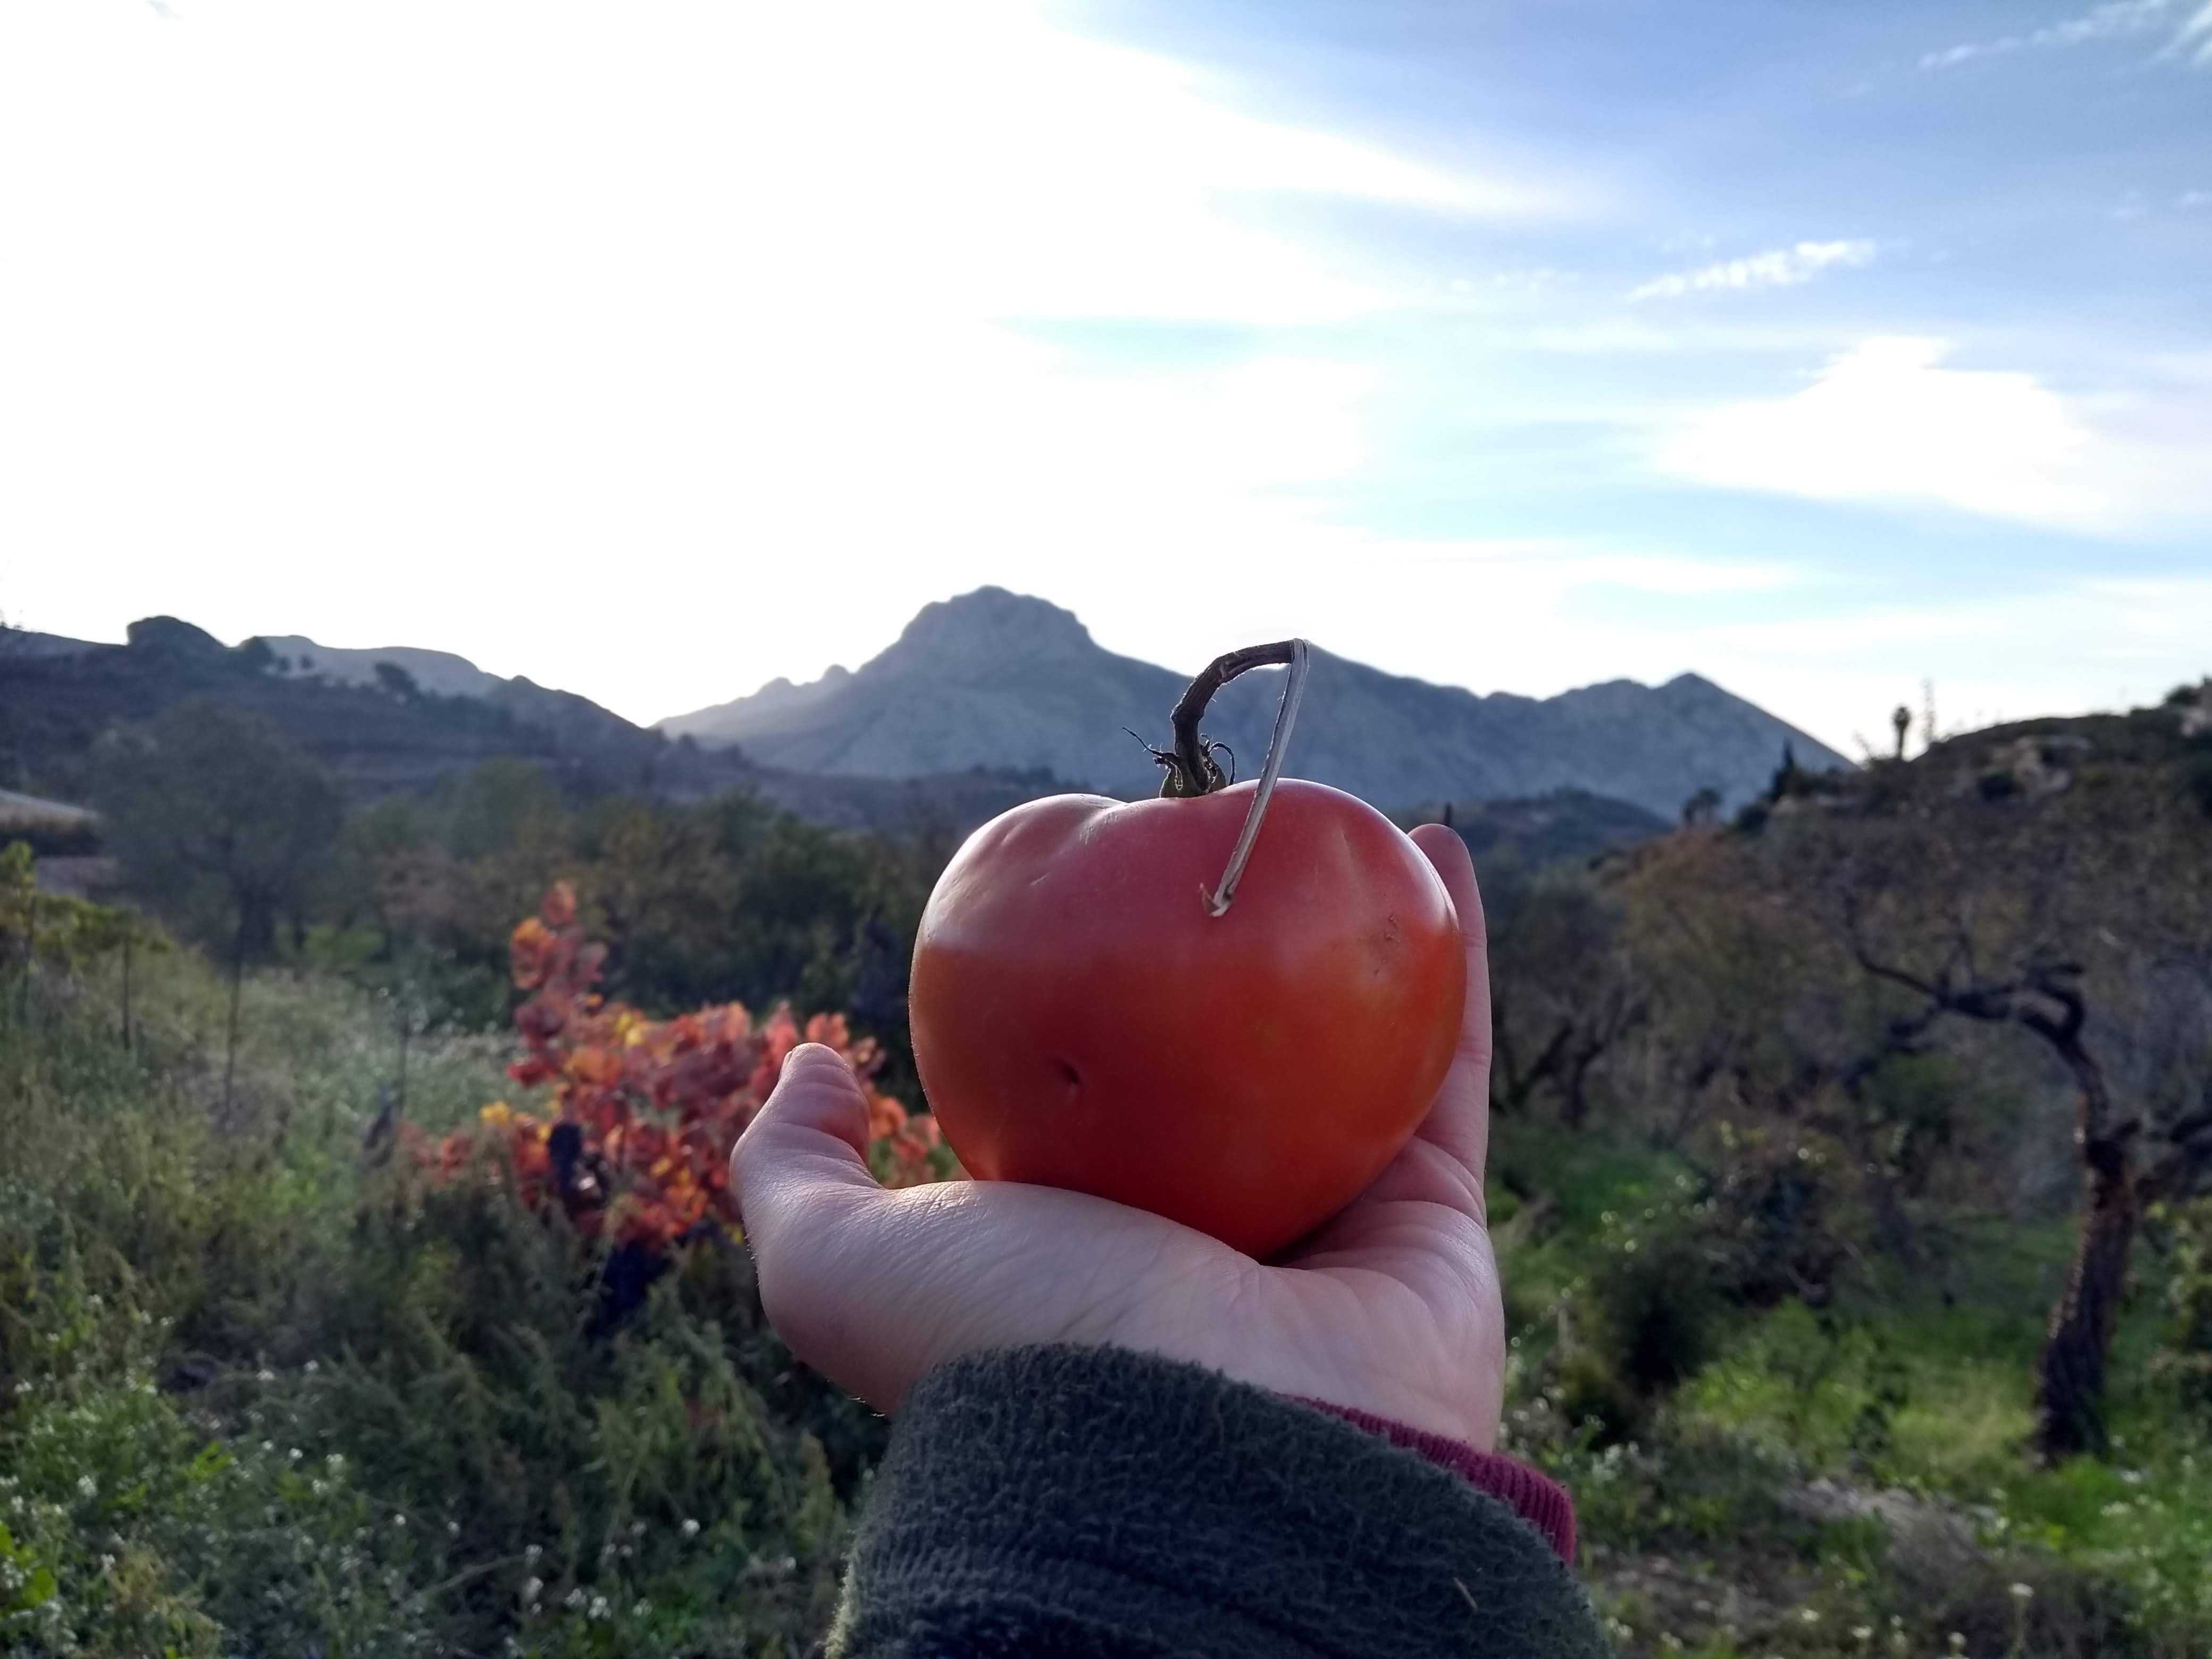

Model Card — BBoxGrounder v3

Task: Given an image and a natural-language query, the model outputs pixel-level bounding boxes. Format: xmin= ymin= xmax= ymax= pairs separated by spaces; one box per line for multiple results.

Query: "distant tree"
xmin=1485 ymin=867 xmax=1644 ymax=1125
xmin=1769 ymin=761 xmax=2212 ymax=1458
xmin=441 ymin=756 xmax=564 ymax=862
xmin=91 ymin=699 xmax=342 ymax=1106
xmin=1681 ymin=785 xmax=1722 ymax=827
xmin=374 ymin=660 xmax=422 ymax=701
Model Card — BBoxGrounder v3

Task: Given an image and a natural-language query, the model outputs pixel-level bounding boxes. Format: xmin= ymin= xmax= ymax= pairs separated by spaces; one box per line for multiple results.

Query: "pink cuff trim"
xmin=1295 ymin=1399 xmax=1577 ymax=1565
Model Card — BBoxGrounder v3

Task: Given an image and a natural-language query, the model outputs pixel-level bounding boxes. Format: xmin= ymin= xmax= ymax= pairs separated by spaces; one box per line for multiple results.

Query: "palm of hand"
xmin=732 ymin=824 xmax=1505 ymax=1450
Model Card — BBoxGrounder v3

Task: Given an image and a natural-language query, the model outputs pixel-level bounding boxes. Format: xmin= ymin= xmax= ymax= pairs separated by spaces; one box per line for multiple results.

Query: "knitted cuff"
xmin=1298 ymin=1400 xmax=1577 ymax=1565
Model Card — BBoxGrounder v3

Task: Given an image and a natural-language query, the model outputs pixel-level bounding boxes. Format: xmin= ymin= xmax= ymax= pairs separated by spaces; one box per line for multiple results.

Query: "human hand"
xmin=730 ymin=823 xmax=1504 ymax=1449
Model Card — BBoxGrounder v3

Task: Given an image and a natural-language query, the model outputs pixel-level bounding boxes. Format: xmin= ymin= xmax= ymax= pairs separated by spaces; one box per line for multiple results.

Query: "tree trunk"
xmin=2030 ymin=1013 xmax=2135 ymax=1462
xmin=2014 ymin=982 xmax=2137 ymax=1463
xmin=222 ymin=914 xmax=246 ymax=1116
xmin=2033 ymin=1135 xmax=2138 ymax=1460
xmin=19 ymin=899 xmax=32 ymax=1026
xmin=1862 ymin=1164 xmax=1923 ymax=1277
xmin=1560 ymin=1042 xmax=1595 ymax=1129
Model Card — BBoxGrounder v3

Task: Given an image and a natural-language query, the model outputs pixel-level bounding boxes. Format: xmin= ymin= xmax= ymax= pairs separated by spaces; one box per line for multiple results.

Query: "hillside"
xmin=0 ymin=616 xmax=1069 ymax=838
xmin=0 ymin=616 xmax=668 ymax=802
xmin=1401 ymin=789 xmax=1673 ymax=870
xmin=5 ymin=595 xmax=1847 ymax=839
xmin=661 ymin=588 xmax=1853 ymax=817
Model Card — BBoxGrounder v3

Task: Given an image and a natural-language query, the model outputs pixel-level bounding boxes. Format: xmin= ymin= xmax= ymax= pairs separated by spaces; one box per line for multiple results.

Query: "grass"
xmin=1487 ymin=1119 xmax=2212 ymax=1657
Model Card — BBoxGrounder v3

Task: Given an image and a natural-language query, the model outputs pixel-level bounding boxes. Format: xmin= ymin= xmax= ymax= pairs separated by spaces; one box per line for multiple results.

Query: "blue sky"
xmin=1 ymin=0 xmax=2206 ymax=754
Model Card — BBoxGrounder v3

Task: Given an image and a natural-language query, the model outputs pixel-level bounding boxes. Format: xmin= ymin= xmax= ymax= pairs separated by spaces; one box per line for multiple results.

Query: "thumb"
xmin=732 ymin=1045 xmax=938 ymax=1407
xmin=731 ymin=1042 xmax=881 ymax=1222
xmin=731 ymin=1043 xmax=883 ymax=1293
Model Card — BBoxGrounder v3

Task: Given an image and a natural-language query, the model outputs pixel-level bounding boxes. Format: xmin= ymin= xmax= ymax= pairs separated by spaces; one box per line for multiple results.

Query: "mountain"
xmin=0 ymin=616 xmax=672 ymax=802
xmin=660 ymin=588 xmax=1852 ymax=817
xmin=0 ymin=615 xmax=1070 ymax=840
xmin=1401 ymin=790 xmax=1674 ymax=870
xmin=3 ymin=595 xmax=1848 ymax=839
xmin=0 ymin=627 xmax=100 ymax=664
xmin=256 ymin=635 xmax=509 ymax=699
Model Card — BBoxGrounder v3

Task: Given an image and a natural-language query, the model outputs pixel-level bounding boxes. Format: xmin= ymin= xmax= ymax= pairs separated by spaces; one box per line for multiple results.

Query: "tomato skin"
xmin=909 ymin=779 xmax=1465 ymax=1258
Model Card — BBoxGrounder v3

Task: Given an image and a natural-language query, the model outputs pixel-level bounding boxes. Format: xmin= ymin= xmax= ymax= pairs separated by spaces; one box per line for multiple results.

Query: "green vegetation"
xmin=1491 ymin=1118 xmax=2212 ymax=1656
xmin=4 ymin=685 xmax=2209 ymax=1655
xmin=2 ymin=912 xmax=876 ymax=1656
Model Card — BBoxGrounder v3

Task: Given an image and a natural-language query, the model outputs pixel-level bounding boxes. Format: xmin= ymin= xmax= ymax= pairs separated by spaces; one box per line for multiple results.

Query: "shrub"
xmin=422 ymin=881 xmax=944 ymax=1288
xmin=1583 ymin=1204 xmax=1732 ymax=1400
xmin=0 ymin=883 xmax=940 ymax=1654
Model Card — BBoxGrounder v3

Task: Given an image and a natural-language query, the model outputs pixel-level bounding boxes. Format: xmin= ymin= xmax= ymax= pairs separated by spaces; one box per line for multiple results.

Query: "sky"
xmin=1 ymin=0 xmax=2207 ymax=757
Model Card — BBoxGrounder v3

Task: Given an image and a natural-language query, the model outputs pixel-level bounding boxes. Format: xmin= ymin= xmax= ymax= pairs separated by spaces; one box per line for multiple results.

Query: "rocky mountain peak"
xmin=653 ymin=588 xmax=1854 ymax=815
xmin=874 ymin=587 xmax=1097 ymax=678
xmin=126 ymin=616 xmax=227 ymax=659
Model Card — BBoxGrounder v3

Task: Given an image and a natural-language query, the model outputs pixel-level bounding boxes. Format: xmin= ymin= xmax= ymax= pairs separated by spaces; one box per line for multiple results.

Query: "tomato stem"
xmin=1158 ymin=640 xmax=1303 ymax=799
xmin=1205 ymin=639 xmax=1311 ymax=916
xmin=1150 ymin=639 xmax=1312 ymax=916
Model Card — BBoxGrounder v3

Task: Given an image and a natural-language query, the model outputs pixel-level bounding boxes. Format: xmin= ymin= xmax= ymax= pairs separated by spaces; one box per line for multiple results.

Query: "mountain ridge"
xmin=659 ymin=587 xmax=1851 ymax=817
xmin=4 ymin=592 xmax=1852 ymax=827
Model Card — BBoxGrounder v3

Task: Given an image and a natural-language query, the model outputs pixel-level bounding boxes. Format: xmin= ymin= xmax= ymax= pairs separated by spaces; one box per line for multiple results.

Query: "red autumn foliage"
xmin=430 ymin=881 xmax=945 ymax=1254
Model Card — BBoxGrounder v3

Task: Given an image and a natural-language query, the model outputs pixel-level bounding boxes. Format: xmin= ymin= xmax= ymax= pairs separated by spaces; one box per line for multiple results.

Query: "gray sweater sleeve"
xmin=826 ymin=1344 xmax=1607 ymax=1659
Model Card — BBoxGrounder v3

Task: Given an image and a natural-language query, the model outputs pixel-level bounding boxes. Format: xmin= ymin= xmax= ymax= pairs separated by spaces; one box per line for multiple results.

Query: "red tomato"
xmin=909 ymin=779 xmax=1465 ymax=1257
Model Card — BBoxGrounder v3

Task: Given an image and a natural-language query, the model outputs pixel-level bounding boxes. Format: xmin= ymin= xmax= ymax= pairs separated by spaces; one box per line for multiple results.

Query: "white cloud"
xmin=1922 ymin=0 xmax=2212 ymax=69
xmin=1654 ymin=337 xmax=2210 ymax=533
xmin=2166 ymin=1 xmax=2212 ymax=61
xmin=1629 ymin=241 xmax=1875 ymax=301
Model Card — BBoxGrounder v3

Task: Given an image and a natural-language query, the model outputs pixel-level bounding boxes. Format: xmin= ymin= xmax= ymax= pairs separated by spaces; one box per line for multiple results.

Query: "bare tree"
xmin=1485 ymin=870 xmax=1645 ymax=1125
xmin=1799 ymin=758 xmax=2212 ymax=1457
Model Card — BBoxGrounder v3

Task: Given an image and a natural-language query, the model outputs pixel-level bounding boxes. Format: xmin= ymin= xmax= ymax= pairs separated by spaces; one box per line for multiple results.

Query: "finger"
xmin=732 ymin=1043 xmax=879 ymax=1204
xmin=1408 ymin=823 xmax=1493 ymax=1189
xmin=730 ymin=1043 xmax=888 ymax=1363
